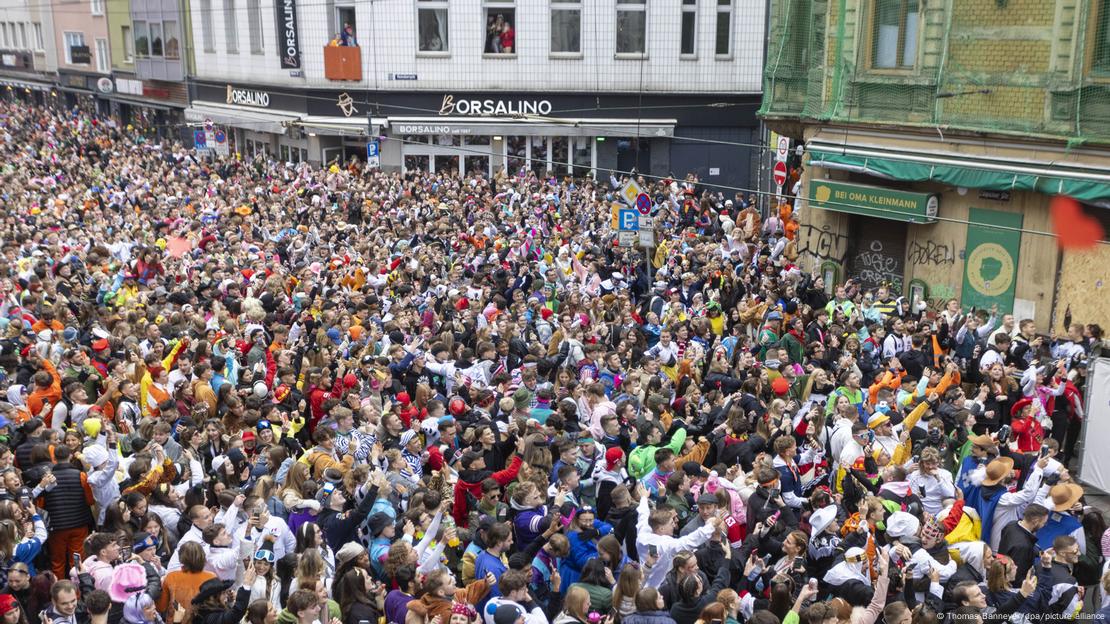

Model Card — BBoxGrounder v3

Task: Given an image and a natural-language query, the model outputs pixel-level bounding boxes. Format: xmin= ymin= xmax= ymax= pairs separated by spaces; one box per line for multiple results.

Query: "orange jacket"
xmin=27 ymin=360 xmax=62 ymax=425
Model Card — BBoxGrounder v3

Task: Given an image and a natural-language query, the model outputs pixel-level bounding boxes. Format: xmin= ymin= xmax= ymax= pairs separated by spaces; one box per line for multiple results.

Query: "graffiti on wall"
xmin=852 ymin=240 xmax=904 ymax=292
xmin=908 ymin=239 xmax=958 ymax=266
xmin=797 ymin=224 xmax=849 ymax=262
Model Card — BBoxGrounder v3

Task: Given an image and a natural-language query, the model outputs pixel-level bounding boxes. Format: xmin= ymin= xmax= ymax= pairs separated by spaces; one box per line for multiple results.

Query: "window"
xmin=33 ymin=23 xmax=43 ymax=50
xmin=0 ymin=24 xmax=7 ymax=47
xmin=715 ymin=0 xmax=732 ymax=56
xmin=681 ymin=0 xmax=696 ymax=56
xmin=247 ymin=0 xmax=262 ymax=53
xmin=334 ymin=6 xmax=357 ymax=45
xmin=871 ymin=0 xmax=919 ymax=69
xmin=1096 ymin=0 xmax=1110 ymax=72
xmin=551 ymin=1 xmax=581 ymax=54
xmin=616 ymin=0 xmax=646 ymax=55
xmin=164 ymin=21 xmax=180 ymax=58
xmin=483 ymin=2 xmax=515 ymax=54
xmin=200 ymin=0 xmax=214 ymax=51
xmin=91 ymin=0 xmax=104 ymax=16
xmin=133 ymin=20 xmax=149 ymax=57
xmin=18 ymin=23 xmax=26 ymax=49
xmin=95 ymin=38 xmax=108 ymax=72
xmin=121 ymin=25 xmax=133 ymax=61
xmin=417 ymin=1 xmax=449 ymax=52
xmin=150 ymin=21 xmax=163 ymax=56
xmin=64 ymin=31 xmax=85 ymax=63
xmin=224 ymin=0 xmax=238 ymax=53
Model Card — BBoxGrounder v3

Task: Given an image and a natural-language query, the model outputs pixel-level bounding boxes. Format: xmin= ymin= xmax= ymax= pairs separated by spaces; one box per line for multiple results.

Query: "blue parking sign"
xmin=619 ymin=209 xmax=639 ymax=231
xmin=366 ymin=141 xmax=379 ymax=158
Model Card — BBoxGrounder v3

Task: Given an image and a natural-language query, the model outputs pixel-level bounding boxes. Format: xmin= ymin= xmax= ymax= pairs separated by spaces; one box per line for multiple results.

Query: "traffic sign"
xmin=773 ymin=161 xmax=788 ymax=187
xmin=204 ymin=118 xmax=213 ymax=132
xmin=366 ymin=140 xmax=380 ymax=168
xmin=619 ymin=209 xmax=639 ymax=231
xmin=617 ymin=231 xmax=637 ymax=247
xmin=638 ymin=215 xmax=652 ymax=230
xmin=776 ymin=136 xmax=790 ymax=163
xmin=620 ymin=179 xmax=643 ymax=205
xmin=635 ymin=192 xmax=652 ymax=215
xmin=638 ymin=229 xmax=654 ymax=248
xmin=193 ymin=129 xmax=207 ymax=149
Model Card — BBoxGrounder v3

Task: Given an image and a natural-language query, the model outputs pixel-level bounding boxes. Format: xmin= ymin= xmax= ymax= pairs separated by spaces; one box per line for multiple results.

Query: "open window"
xmin=484 ymin=2 xmax=516 ymax=55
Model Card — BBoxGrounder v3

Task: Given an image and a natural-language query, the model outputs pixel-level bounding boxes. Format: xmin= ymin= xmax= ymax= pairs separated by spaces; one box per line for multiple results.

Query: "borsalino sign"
xmin=438 ymin=94 xmax=552 ymax=116
xmin=226 ymin=85 xmax=270 ymax=108
xmin=275 ymin=0 xmax=301 ymax=69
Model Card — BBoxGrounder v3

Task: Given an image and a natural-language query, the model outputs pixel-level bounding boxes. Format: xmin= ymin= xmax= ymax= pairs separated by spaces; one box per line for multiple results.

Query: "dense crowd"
xmin=0 ymin=101 xmax=1104 ymax=624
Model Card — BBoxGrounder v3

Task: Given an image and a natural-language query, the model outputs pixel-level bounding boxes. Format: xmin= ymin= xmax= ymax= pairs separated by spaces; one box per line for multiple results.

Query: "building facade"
xmin=184 ymin=0 xmax=765 ymax=188
xmin=0 ymin=0 xmax=59 ymax=101
xmin=50 ymin=0 xmax=111 ymax=111
xmin=761 ymin=0 xmax=1110 ymax=330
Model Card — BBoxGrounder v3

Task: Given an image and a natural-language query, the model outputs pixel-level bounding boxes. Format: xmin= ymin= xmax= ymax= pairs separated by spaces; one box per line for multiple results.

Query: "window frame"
xmin=121 ymin=25 xmax=133 ymax=62
xmin=246 ymin=0 xmax=263 ymax=54
xmin=333 ymin=5 xmax=358 ymax=47
xmin=416 ymin=0 xmax=450 ymax=56
xmin=17 ymin=23 xmax=26 ymax=50
xmin=163 ymin=20 xmax=180 ymax=59
xmin=90 ymin=0 xmax=104 ymax=17
xmin=63 ymin=31 xmax=85 ymax=64
xmin=95 ymin=37 xmax=109 ymax=72
xmin=615 ymin=0 xmax=647 ymax=58
xmin=482 ymin=1 xmax=517 ymax=57
xmin=33 ymin=22 xmax=43 ymax=50
xmin=714 ymin=0 xmax=733 ymax=58
xmin=133 ymin=20 xmax=149 ymax=57
xmin=550 ymin=0 xmax=582 ymax=58
xmin=224 ymin=0 xmax=238 ymax=54
xmin=149 ymin=21 xmax=163 ymax=56
xmin=867 ymin=0 xmax=921 ymax=72
xmin=200 ymin=0 xmax=214 ymax=52
xmin=680 ymin=0 xmax=696 ymax=58
xmin=1091 ymin=0 xmax=1110 ymax=75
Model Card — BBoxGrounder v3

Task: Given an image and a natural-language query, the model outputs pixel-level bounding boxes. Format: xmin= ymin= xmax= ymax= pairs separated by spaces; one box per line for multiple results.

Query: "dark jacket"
xmin=998 ymin=522 xmax=1038 ymax=583
xmin=319 ymin=484 xmax=380 ymax=552
xmin=192 ymin=587 xmax=250 ymax=624
xmin=38 ymin=463 xmax=93 ymax=530
xmin=668 ymin=562 xmax=732 ymax=623
xmin=622 ymin=612 xmax=677 ymax=624
xmin=344 ymin=600 xmax=381 ymax=624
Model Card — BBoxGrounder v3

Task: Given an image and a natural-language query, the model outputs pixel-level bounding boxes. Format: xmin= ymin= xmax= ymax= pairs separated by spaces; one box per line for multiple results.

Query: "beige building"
xmin=51 ymin=0 xmax=110 ymax=111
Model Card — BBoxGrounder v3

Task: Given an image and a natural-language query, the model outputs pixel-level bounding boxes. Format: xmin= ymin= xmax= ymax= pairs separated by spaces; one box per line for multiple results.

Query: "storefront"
xmin=101 ymin=77 xmax=189 ymax=140
xmin=186 ymin=81 xmax=760 ymax=188
xmin=57 ymin=70 xmax=110 ymax=116
xmin=796 ymin=128 xmax=1110 ymax=329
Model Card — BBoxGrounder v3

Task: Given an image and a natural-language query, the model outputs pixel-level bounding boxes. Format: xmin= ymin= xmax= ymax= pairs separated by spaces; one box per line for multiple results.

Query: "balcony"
xmin=323 ymin=46 xmax=361 ymax=81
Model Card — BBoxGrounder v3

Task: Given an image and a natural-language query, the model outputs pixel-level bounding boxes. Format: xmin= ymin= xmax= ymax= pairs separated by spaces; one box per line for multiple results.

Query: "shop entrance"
xmin=846 ymin=216 xmax=907 ymax=295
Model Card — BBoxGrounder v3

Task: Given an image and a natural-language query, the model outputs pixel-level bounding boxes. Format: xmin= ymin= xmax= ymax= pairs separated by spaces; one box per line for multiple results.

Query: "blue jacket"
xmin=512 ymin=505 xmax=548 ymax=547
xmin=558 ymin=521 xmax=613 ymax=592
xmin=473 ymin=550 xmax=508 ymax=610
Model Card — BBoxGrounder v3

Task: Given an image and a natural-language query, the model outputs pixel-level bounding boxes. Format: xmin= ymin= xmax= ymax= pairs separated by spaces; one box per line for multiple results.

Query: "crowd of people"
xmin=0 ymin=100 xmax=1105 ymax=624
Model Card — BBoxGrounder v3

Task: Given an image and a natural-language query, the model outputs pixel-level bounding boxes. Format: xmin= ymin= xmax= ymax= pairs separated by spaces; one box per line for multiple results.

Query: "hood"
xmin=6 ymin=385 xmax=25 ymax=408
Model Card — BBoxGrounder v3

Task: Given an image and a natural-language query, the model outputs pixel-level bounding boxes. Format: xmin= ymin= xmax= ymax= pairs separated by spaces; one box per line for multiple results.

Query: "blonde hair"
xmin=563 ymin=586 xmax=591 ymax=621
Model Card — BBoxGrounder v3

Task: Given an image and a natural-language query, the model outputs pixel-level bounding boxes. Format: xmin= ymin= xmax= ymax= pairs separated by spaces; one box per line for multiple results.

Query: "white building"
xmin=185 ymin=0 xmax=765 ymax=187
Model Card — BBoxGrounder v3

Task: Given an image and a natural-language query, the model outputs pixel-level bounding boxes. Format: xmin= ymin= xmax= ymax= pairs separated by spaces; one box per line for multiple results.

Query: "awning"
xmin=297 ymin=115 xmax=371 ymax=137
xmin=0 ymin=77 xmax=53 ymax=92
xmin=103 ymin=94 xmax=177 ymax=111
xmin=184 ymin=101 xmax=301 ymax=135
xmin=806 ymin=132 xmax=1110 ymax=204
xmin=385 ymin=116 xmax=676 ymax=138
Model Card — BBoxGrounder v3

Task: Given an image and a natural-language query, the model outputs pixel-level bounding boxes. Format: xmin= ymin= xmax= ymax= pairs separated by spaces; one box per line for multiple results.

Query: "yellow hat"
xmin=83 ymin=418 xmax=102 ymax=438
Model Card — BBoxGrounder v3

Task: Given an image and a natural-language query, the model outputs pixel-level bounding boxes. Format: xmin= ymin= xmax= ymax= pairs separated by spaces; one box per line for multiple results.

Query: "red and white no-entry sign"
xmin=772 ymin=161 xmax=787 ymax=187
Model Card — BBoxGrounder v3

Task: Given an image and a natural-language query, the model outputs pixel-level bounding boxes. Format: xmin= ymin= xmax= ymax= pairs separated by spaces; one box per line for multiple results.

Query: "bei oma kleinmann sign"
xmin=809 ymin=180 xmax=938 ymax=224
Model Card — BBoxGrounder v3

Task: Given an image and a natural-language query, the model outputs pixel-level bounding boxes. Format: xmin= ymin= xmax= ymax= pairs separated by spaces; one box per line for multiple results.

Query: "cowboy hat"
xmin=981 ymin=457 xmax=1014 ymax=487
xmin=1049 ymin=483 xmax=1084 ymax=512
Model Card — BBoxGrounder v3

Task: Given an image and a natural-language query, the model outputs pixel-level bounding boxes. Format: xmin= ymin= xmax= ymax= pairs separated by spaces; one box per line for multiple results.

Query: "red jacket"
xmin=452 ymin=455 xmax=523 ymax=526
xmin=1010 ymin=399 xmax=1044 ymax=453
xmin=306 ymin=376 xmax=343 ymax=432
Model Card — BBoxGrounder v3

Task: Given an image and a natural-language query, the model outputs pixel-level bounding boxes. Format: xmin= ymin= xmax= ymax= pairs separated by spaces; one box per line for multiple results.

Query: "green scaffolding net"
xmin=759 ymin=0 xmax=1110 ymax=144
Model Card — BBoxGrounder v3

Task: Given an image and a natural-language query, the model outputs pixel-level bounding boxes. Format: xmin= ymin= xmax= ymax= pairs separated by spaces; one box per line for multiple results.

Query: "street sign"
xmin=213 ymin=129 xmax=229 ymax=157
xmin=638 ymin=215 xmax=652 ymax=230
xmin=204 ymin=118 xmax=213 ymax=132
xmin=617 ymin=231 xmax=637 ymax=247
xmin=635 ymin=192 xmax=652 ymax=215
xmin=193 ymin=129 xmax=207 ymax=149
xmin=610 ymin=203 xmax=622 ymax=229
xmin=776 ymin=136 xmax=790 ymax=163
xmin=638 ymin=229 xmax=654 ymax=248
xmin=366 ymin=140 xmax=380 ymax=168
xmin=773 ymin=161 xmax=788 ymax=187
xmin=619 ymin=209 xmax=639 ymax=231
xmin=620 ymin=179 xmax=643 ymax=205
